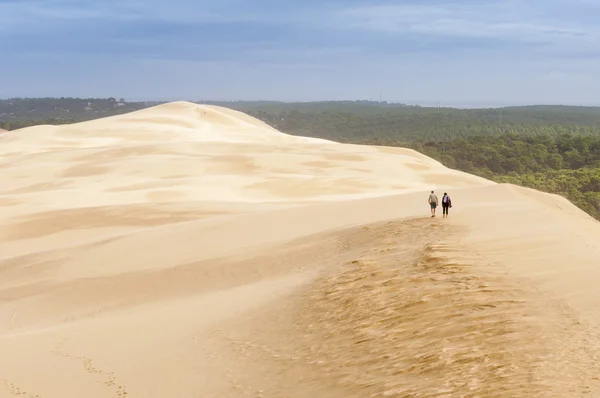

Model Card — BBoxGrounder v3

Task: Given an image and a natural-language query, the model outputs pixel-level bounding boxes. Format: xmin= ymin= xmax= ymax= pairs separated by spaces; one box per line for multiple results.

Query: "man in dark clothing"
xmin=441 ymin=192 xmax=452 ymax=217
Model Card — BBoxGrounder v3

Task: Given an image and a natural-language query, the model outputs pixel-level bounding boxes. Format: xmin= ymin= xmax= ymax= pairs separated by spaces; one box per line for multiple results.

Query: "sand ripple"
xmin=284 ymin=220 xmax=600 ymax=396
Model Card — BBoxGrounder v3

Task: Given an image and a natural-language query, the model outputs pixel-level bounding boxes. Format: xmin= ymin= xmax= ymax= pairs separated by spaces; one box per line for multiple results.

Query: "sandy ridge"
xmin=1 ymin=101 xmax=600 ymax=397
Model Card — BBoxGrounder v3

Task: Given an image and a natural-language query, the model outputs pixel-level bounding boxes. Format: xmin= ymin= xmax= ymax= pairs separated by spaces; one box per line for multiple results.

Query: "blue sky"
xmin=1 ymin=0 xmax=599 ymax=106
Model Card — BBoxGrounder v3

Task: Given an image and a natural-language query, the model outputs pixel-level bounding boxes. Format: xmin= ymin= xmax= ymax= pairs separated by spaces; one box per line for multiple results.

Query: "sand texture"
xmin=1 ymin=101 xmax=600 ymax=397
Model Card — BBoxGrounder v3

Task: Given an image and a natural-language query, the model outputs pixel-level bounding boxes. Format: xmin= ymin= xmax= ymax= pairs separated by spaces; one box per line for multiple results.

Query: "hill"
xmin=2 ymin=98 xmax=599 ymax=221
xmin=4 ymin=98 xmax=600 ymax=141
xmin=1 ymin=101 xmax=600 ymax=397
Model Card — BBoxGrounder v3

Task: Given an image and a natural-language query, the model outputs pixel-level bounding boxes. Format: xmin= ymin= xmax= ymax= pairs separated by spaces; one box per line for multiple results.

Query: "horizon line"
xmin=3 ymin=97 xmax=600 ymax=110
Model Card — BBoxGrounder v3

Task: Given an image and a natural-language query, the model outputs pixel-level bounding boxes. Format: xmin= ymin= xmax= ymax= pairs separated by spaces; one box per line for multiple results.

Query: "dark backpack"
xmin=443 ymin=195 xmax=450 ymax=204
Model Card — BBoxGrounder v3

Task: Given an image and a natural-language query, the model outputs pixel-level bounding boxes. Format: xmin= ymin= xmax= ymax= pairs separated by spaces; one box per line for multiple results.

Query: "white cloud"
xmin=333 ymin=1 xmax=597 ymax=50
xmin=1 ymin=0 xmax=599 ymax=104
xmin=0 ymin=0 xmax=313 ymax=28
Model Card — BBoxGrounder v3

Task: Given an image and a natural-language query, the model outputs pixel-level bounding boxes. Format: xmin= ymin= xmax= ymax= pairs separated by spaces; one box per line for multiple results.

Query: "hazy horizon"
xmin=4 ymin=97 xmax=600 ymax=110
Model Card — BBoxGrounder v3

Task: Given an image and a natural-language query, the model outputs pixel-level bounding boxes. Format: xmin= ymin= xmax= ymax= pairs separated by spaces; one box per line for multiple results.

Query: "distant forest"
xmin=1 ymin=97 xmax=599 ymax=220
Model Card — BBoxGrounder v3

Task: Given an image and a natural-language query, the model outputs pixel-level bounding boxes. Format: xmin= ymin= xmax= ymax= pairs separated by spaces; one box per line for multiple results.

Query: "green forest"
xmin=243 ymin=105 xmax=600 ymax=142
xmin=405 ymin=135 xmax=600 ymax=220
xmin=0 ymin=97 xmax=147 ymax=130
xmin=1 ymin=98 xmax=599 ymax=220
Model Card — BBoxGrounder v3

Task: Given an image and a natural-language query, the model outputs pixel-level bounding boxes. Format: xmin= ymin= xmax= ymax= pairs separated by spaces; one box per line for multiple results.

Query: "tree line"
xmin=0 ymin=97 xmax=148 ymax=129
xmin=401 ymin=134 xmax=600 ymax=220
xmin=243 ymin=107 xmax=600 ymax=142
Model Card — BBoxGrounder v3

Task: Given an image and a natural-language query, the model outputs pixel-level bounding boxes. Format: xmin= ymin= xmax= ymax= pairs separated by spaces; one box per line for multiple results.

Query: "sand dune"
xmin=1 ymin=101 xmax=600 ymax=397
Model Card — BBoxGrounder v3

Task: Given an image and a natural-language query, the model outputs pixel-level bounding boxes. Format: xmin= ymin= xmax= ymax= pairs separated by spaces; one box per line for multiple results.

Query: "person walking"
xmin=428 ymin=190 xmax=438 ymax=217
xmin=441 ymin=192 xmax=452 ymax=218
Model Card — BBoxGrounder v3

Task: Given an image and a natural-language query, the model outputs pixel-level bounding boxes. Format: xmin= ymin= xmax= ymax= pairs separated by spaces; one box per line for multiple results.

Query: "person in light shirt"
xmin=428 ymin=190 xmax=438 ymax=217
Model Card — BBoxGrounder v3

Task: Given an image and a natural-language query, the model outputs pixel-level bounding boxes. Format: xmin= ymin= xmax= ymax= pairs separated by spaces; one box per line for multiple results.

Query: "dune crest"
xmin=0 ymin=102 xmax=490 ymax=258
xmin=1 ymin=102 xmax=600 ymax=397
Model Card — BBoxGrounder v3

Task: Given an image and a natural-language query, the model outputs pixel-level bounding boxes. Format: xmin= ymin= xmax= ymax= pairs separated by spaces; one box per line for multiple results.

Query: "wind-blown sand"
xmin=1 ymin=101 xmax=600 ymax=397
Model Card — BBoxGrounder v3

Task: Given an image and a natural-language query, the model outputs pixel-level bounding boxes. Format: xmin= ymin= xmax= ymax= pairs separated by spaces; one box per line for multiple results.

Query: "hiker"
xmin=442 ymin=192 xmax=452 ymax=218
xmin=428 ymin=190 xmax=438 ymax=217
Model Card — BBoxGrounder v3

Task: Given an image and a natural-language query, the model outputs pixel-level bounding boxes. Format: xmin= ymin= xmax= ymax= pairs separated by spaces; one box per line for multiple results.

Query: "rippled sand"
xmin=1 ymin=102 xmax=600 ymax=397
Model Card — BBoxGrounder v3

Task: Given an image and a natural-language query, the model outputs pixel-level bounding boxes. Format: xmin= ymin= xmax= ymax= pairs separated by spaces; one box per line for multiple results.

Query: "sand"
xmin=1 ymin=101 xmax=600 ymax=397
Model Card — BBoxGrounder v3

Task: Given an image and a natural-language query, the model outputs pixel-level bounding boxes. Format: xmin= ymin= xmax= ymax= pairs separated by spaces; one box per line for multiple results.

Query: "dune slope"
xmin=1 ymin=101 xmax=600 ymax=397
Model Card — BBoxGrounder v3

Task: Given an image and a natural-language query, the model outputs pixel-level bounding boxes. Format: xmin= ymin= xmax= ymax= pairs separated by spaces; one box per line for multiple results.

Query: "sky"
xmin=1 ymin=0 xmax=599 ymax=107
